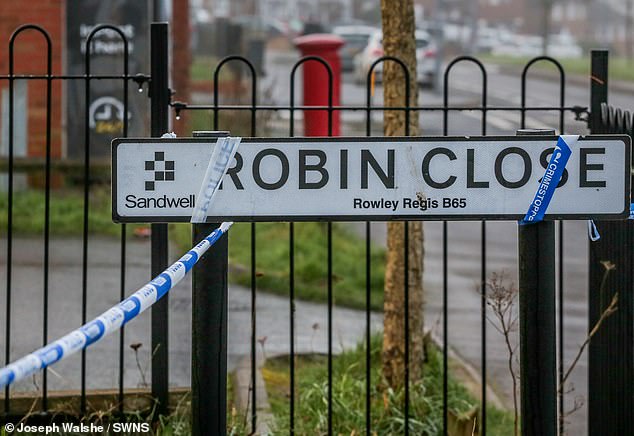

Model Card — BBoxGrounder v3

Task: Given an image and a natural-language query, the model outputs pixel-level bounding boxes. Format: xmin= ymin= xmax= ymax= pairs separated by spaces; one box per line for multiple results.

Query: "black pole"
xmin=191 ymin=131 xmax=230 ymax=436
xmin=150 ymin=22 xmax=170 ymax=417
xmin=517 ymin=129 xmax=557 ymax=436
xmin=589 ymin=50 xmax=608 ymax=133
xmin=588 ymin=50 xmax=633 ymax=435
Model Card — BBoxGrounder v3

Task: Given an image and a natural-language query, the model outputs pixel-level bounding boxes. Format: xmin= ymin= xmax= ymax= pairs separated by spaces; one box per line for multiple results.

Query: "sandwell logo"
xmin=145 ymin=151 xmax=175 ymax=191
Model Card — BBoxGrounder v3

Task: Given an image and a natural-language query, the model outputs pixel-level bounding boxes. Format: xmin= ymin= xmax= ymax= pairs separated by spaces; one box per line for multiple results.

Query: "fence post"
xmin=150 ymin=22 xmax=170 ymax=417
xmin=517 ymin=128 xmax=557 ymax=436
xmin=589 ymin=50 xmax=608 ymax=133
xmin=587 ymin=49 xmax=633 ymax=435
xmin=191 ymin=131 xmax=230 ymax=436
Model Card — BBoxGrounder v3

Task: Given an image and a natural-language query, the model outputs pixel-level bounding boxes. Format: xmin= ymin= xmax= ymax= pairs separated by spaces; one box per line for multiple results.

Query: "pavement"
xmin=0 ymin=236 xmax=383 ymax=394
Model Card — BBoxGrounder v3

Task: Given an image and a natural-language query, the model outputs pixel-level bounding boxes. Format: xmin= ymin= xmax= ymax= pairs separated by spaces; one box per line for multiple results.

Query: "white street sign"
xmin=112 ymin=136 xmax=630 ymax=222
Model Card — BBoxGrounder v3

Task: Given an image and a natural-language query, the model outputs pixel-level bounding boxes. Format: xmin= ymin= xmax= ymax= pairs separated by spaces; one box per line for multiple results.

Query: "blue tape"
xmin=629 ymin=203 xmax=634 ymax=220
xmin=119 ymin=297 xmax=142 ymax=323
xmin=35 ymin=344 xmax=63 ymax=367
xmin=0 ymin=370 xmax=13 ymax=386
xmin=81 ymin=320 xmax=106 ymax=346
xmin=179 ymin=251 xmax=199 ymax=272
xmin=205 ymin=228 xmax=223 ymax=245
xmin=520 ymin=136 xmax=575 ymax=224
xmin=152 ymin=273 xmax=173 ymax=299
xmin=0 ymin=221 xmax=233 ymax=390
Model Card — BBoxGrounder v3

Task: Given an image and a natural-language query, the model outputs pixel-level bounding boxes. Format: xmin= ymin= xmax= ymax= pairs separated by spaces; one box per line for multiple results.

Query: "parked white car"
xmin=353 ymin=30 xmax=437 ymax=87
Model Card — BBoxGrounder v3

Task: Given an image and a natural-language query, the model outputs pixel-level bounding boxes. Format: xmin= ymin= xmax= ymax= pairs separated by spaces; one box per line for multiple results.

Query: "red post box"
xmin=293 ymin=34 xmax=344 ymax=136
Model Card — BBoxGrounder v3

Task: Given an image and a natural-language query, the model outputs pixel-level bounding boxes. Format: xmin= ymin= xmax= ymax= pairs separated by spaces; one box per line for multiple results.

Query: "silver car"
xmin=354 ymin=30 xmax=437 ymax=87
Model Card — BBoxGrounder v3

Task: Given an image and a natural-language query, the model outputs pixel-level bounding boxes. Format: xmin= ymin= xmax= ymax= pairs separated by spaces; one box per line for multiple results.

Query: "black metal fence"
xmin=0 ymin=23 xmax=151 ymax=420
xmin=587 ymin=89 xmax=633 ymax=436
xmin=0 ymin=22 xmax=631 ymax=436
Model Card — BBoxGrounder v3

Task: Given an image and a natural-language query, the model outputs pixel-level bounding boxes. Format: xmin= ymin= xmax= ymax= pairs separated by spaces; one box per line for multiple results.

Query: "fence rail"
xmin=1 ymin=23 xmax=145 ymax=419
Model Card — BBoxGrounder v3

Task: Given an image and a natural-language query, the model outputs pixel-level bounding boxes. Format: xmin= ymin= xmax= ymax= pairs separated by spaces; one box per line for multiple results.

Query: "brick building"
xmin=0 ymin=1 xmax=191 ymax=160
xmin=0 ymin=0 xmax=65 ymax=159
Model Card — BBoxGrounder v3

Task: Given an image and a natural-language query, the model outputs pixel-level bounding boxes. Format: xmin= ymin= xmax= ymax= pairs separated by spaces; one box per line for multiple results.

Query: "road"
xmin=261 ymin=49 xmax=632 ymax=138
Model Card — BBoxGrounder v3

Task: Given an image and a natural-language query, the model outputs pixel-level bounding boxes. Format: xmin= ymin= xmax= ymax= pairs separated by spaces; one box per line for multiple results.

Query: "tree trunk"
xmin=380 ymin=0 xmax=425 ymax=389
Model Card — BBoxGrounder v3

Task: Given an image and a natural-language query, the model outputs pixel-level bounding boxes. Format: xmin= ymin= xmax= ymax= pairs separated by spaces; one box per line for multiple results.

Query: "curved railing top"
xmin=213 ymin=55 xmax=257 ymax=108
xmin=9 ymin=24 xmax=52 ymax=75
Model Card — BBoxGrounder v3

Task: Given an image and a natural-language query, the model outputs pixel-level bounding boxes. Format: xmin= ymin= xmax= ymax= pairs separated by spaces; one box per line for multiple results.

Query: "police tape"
xmin=191 ymin=136 xmax=241 ymax=223
xmin=0 ymin=221 xmax=233 ymax=390
xmin=520 ymin=135 xmax=576 ymax=225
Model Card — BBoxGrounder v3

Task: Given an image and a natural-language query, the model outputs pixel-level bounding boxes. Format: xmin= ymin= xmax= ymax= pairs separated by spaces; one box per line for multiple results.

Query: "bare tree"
xmin=485 ymin=261 xmax=620 ymax=435
xmin=380 ymin=0 xmax=425 ymax=388
xmin=484 ymin=272 xmax=520 ymax=436
xmin=560 ymin=261 xmax=618 ymax=391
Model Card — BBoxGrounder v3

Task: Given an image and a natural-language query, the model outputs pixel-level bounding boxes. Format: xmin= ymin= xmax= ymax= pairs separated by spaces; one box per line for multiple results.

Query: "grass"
xmin=263 ymin=335 xmax=514 ymax=435
xmin=480 ymin=54 xmax=634 ymax=83
xmin=2 ymin=188 xmax=386 ymax=311
xmin=171 ymin=222 xmax=386 ymax=311
xmin=156 ymin=379 xmax=248 ymax=435
xmin=0 ymin=187 xmax=143 ymax=237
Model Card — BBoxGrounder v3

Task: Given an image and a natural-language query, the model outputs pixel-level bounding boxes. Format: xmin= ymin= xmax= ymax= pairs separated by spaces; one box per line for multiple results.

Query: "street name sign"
xmin=112 ymin=135 xmax=630 ymax=222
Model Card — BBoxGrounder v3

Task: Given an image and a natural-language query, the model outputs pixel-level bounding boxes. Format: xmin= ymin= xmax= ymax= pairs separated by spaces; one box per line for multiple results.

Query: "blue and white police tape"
xmin=0 ymin=221 xmax=233 ymax=390
xmin=520 ymin=135 xmax=576 ymax=225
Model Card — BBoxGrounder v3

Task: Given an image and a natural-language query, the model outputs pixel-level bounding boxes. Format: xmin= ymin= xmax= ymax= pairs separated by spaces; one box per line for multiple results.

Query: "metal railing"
xmin=173 ymin=50 xmax=596 ymax=436
xmin=586 ymin=95 xmax=633 ymax=436
xmin=1 ymin=23 xmax=151 ymax=419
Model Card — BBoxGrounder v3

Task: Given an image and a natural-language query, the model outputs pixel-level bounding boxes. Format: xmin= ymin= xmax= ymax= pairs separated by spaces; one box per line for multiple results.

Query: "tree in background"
xmin=380 ymin=0 xmax=425 ymax=389
xmin=172 ymin=0 xmax=191 ymax=136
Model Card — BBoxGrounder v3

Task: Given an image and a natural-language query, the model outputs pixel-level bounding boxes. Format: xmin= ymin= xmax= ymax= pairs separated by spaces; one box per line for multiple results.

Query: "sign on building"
xmin=66 ymin=0 xmax=149 ymax=159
